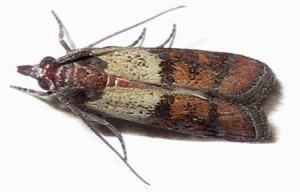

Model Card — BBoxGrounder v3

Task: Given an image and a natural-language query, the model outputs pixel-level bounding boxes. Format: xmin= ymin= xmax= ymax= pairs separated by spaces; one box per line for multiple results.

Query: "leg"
xmin=128 ymin=28 xmax=146 ymax=47
xmin=55 ymin=91 xmax=127 ymax=160
xmin=10 ymin=85 xmax=54 ymax=97
xmin=57 ymin=94 xmax=149 ymax=185
xmin=157 ymin=24 xmax=176 ymax=48
xmin=11 ymin=84 xmax=126 ymax=160
xmin=75 ymin=109 xmax=127 ymax=161
xmin=51 ymin=11 xmax=73 ymax=52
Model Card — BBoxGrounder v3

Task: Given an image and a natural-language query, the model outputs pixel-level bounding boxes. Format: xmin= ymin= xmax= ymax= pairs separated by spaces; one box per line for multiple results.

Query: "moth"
xmin=11 ymin=6 xmax=276 ymax=185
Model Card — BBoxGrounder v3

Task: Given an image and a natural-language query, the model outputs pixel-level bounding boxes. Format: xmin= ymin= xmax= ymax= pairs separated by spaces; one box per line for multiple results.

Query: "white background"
xmin=0 ymin=0 xmax=298 ymax=192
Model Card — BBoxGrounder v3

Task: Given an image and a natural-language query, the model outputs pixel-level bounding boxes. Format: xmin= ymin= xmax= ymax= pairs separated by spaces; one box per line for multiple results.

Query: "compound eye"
xmin=37 ymin=57 xmax=56 ymax=90
xmin=38 ymin=78 xmax=52 ymax=90
xmin=40 ymin=57 xmax=56 ymax=68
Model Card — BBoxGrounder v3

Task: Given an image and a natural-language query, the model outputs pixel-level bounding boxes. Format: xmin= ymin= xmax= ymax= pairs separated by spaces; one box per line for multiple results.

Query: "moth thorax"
xmin=67 ymin=64 xmax=108 ymax=91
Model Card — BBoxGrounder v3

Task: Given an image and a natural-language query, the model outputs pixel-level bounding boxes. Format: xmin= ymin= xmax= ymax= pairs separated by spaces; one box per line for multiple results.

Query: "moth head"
xmin=17 ymin=56 xmax=57 ymax=90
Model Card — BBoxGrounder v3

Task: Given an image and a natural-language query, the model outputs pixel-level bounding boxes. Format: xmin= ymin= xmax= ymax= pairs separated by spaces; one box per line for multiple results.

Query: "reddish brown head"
xmin=17 ymin=57 xmax=57 ymax=90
